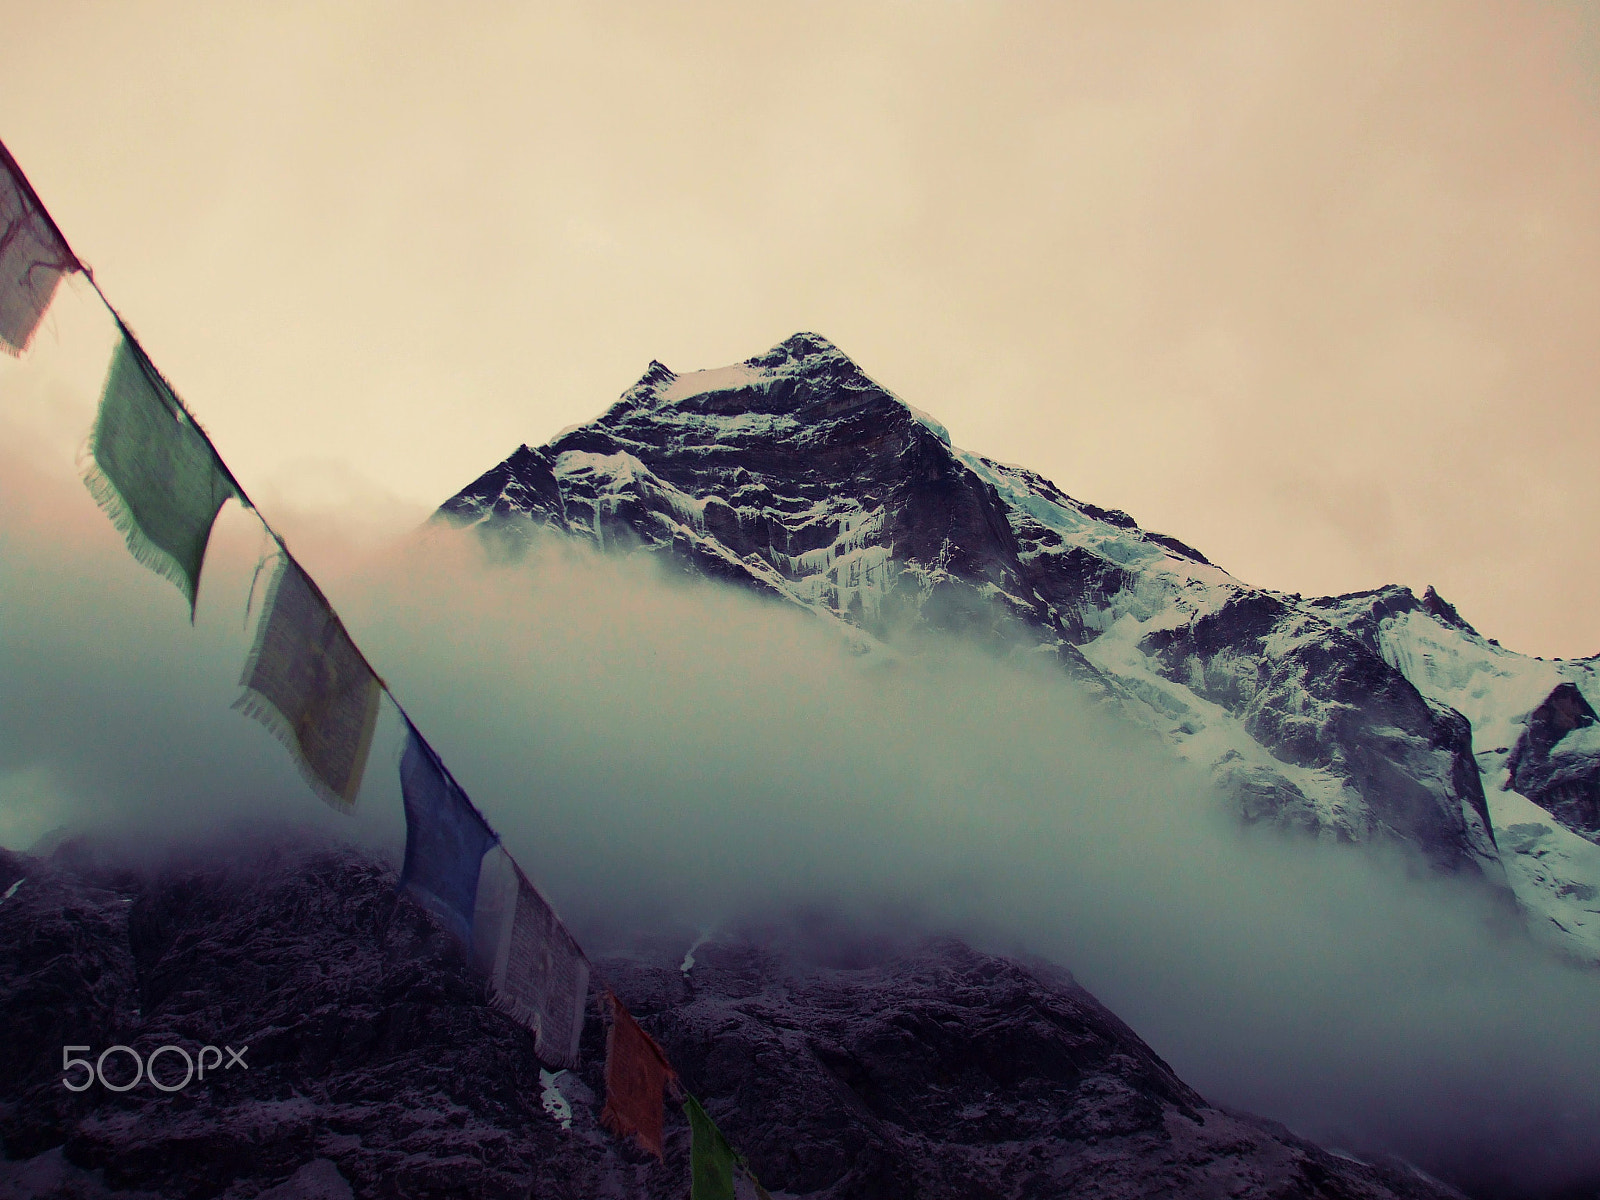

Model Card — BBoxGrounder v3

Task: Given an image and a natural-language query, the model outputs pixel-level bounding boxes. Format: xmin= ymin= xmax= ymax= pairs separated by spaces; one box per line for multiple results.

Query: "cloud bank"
xmin=1 ymin=433 xmax=1596 ymax=1198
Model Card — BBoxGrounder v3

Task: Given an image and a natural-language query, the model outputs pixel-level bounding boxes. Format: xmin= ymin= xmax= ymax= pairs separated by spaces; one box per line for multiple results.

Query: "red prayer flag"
xmin=600 ymin=990 xmax=676 ymax=1159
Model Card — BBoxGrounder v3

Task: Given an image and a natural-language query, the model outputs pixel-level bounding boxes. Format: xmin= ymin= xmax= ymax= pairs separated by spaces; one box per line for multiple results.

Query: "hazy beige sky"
xmin=2 ymin=1 xmax=1596 ymax=657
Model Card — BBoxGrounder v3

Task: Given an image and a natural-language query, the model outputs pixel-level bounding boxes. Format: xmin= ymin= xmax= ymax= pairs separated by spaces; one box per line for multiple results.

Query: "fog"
xmin=2 ymin=431 xmax=1598 ymax=1198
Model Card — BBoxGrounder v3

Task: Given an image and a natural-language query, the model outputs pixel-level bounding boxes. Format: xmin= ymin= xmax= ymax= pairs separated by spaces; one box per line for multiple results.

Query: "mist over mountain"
xmin=2 ymin=335 xmax=1599 ymax=1199
xmin=441 ymin=332 xmax=1600 ymax=964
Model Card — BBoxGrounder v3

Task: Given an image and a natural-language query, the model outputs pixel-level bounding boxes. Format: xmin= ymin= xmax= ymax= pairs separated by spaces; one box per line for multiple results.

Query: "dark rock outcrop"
xmin=1507 ymin=684 xmax=1600 ymax=843
xmin=0 ymin=842 xmax=1465 ymax=1200
xmin=0 ymin=842 xmax=559 ymax=1200
xmin=1143 ymin=595 xmax=1495 ymax=867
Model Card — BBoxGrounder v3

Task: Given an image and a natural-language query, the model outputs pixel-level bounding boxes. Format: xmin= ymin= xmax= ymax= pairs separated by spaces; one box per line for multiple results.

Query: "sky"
xmin=1 ymin=1 xmax=1596 ymax=658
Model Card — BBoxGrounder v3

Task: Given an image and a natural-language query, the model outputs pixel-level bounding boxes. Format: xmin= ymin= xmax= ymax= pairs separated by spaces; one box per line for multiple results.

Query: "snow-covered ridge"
xmin=1319 ymin=595 xmax=1600 ymax=957
xmin=438 ymin=332 xmax=1599 ymax=962
xmin=658 ymin=362 xmax=768 ymax=404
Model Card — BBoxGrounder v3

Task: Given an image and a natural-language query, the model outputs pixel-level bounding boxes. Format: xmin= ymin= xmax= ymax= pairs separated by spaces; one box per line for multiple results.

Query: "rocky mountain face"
xmin=1507 ymin=684 xmax=1599 ymax=840
xmin=0 ymin=842 xmax=1468 ymax=1200
xmin=438 ymin=334 xmax=1600 ymax=961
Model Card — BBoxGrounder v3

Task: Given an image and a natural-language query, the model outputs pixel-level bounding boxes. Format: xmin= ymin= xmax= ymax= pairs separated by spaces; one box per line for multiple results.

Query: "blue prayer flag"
xmin=399 ymin=722 xmax=497 ymax=947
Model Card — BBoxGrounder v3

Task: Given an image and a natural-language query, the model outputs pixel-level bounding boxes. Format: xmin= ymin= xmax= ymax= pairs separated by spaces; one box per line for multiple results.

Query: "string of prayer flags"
xmin=600 ymin=990 xmax=676 ymax=1159
xmin=234 ymin=555 xmax=383 ymax=811
xmin=0 ymin=138 xmax=78 ymax=356
xmin=471 ymin=845 xmax=590 ymax=1069
xmin=2 ymin=141 xmax=790 ymax=1186
xmin=399 ymin=721 xmax=498 ymax=948
xmin=82 ymin=331 xmax=241 ymax=616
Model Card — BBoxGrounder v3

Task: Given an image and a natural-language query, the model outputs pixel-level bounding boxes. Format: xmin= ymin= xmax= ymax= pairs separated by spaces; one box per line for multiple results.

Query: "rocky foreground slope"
xmin=438 ymin=334 xmax=1600 ymax=960
xmin=0 ymin=842 xmax=1465 ymax=1200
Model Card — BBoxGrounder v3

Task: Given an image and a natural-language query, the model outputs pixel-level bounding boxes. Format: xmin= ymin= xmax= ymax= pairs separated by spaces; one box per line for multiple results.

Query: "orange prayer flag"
xmin=599 ymin=990 xmax=676 ymax=1160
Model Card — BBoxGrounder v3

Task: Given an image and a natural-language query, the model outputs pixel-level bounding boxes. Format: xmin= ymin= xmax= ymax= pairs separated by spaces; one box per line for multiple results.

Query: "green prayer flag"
xmin=683 ymin=1094 xmax=737 ymax=1200
xmin=83 ymin=334 xmax=238 ymax=616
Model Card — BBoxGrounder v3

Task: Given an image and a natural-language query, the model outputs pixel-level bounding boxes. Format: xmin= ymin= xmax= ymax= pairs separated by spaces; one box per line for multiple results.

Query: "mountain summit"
xmin=440 ymin=334 xmax=1600 ymax=962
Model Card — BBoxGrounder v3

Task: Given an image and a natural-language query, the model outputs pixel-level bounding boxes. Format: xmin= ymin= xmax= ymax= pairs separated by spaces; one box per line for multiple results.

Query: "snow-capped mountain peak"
xmin=439 ymin=334 xmax=1600 ymax=962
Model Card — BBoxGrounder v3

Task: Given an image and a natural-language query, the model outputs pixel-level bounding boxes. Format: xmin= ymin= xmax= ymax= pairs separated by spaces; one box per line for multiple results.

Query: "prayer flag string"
xmin=2 ymin=132 xmax=776 ymax=1190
